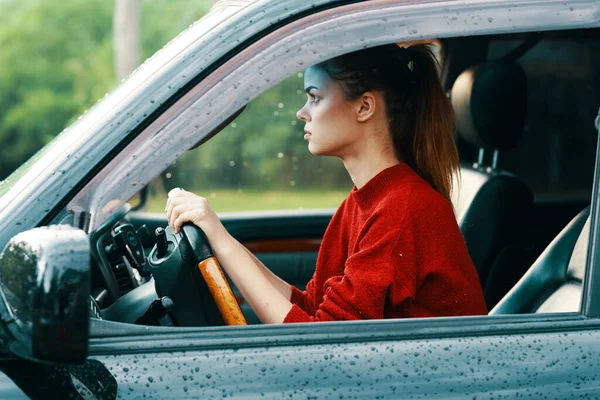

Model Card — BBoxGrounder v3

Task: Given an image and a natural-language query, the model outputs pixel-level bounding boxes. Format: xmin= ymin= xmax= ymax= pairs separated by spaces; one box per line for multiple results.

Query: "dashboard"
xmin=89 ymin=205 xmax=155 ymax=310
xmin=87 ymin=204 xmax=226 ymax=327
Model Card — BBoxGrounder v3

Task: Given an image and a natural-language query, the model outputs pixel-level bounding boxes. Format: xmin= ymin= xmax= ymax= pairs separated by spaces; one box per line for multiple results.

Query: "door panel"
xmin=91 ymin=325 xmax=600 ymax=399
xmin=128 ymin=210 xmax=332 ymax=324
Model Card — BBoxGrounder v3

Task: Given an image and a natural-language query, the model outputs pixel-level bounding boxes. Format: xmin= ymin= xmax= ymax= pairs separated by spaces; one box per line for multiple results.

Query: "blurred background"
xmin=0 ymin=0 xmax=353 ymax=212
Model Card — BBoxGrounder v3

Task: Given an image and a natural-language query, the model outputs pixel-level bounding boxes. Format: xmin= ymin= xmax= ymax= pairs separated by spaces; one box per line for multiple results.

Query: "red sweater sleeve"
xmin=284 ymin=260 xmax=412 ymax=323
xmin=289 ymin=277 xmax=316 ymax=316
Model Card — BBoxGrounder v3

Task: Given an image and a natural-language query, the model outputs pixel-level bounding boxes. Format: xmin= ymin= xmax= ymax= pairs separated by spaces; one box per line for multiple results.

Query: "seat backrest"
xmin=490 ymin=207 xmax=590 ymax=315
xmin=452 ymin=170 xmax=533 ymax=287
xmin=451 ymin=61 xmax=533 ymax=305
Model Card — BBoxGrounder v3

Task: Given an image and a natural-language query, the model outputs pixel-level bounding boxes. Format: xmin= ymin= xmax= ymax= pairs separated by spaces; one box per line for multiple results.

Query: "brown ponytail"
xmin=405 ymin=45 xmax=459 ymax=203
xmin=315 ymin=43 xmax=459 ymax=204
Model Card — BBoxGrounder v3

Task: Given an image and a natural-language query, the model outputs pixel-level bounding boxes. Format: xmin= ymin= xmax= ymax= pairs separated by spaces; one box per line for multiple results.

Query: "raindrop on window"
xmin=278 ymin=103 xmax=284 ymax=109
xmin=290 ymin=180 xmax=296 ymax=187
xmin=297 ymin=72 xmax=303 ymax=78
xmin=277 ymin=153 xmax=284 ymax=158
xmin=291 ymin=120 xmax=297 ymax=126
xmin=229 ymin=161 xmax=236 ymax=166
xmin=297 ymin=90 xmax=302 ymax=95
xmin=231 ymin=122 xmax=237 ymax=128
xmin=274 ymin=111 xmax=279 ymax=116
xmin=166 ymin=173 xmax=172 ymax=179
xmin=210 ymin=193 xmax=217 ymax=198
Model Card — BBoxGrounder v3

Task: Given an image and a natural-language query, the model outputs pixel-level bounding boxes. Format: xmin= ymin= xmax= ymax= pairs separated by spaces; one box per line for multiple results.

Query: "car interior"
xmin=85 ymin=28 xmax=599 ymax=327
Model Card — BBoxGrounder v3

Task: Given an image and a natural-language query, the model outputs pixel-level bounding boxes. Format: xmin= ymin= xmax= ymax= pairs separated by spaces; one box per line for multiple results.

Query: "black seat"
xmin=491 ymin=207 xmax=590 ymax=314
xmin=451 ymin=61 xmax=533 ymax=308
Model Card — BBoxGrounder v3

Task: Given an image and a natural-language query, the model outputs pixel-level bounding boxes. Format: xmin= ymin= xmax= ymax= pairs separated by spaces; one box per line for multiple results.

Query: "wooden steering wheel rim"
xmin=197 ymin=257 xmax=247 ymax=326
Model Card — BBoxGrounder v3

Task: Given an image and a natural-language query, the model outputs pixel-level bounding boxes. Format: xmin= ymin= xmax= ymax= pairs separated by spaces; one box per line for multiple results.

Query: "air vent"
xmin=111 ymin=262 xmax=134 ymax=295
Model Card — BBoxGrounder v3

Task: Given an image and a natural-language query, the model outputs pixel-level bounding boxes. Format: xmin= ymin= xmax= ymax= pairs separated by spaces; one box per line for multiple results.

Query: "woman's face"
xmin=296 ymin=66 xmax=363 ymax=158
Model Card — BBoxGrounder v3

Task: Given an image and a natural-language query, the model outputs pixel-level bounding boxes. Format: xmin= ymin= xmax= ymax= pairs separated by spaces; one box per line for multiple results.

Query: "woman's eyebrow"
xmin=304 ymin=86 xmax=319 ymax=94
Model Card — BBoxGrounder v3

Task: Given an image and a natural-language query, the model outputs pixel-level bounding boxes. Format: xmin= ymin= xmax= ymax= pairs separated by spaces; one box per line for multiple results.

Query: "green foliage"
xmin=164 ymin=73 xmax=352 ymax=193
xmin=0 ymin=0 xmax=211 ymax=179
xmin=145 ymin=189 xmax=350 ymax=213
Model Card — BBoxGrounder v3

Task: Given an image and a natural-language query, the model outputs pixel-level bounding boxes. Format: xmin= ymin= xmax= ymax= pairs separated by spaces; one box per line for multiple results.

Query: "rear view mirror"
xmin=0 ymin=225 xmax=90 ymax=363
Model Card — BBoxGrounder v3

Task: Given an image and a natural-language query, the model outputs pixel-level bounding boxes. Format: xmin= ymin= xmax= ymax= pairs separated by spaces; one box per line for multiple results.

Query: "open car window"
xmin=142 ymin=72 xmax=352 ymax=213
xmin=141 ymin=41 xmax=443 ymax=214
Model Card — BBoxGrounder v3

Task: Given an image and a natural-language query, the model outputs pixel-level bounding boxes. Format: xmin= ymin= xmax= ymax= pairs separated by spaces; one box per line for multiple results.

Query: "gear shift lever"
xmin=155 ymin=227 xmax=168 ymax=258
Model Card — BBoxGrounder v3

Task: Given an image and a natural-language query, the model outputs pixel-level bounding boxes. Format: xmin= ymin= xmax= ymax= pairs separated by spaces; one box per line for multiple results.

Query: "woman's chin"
xmin=308 ymin=143 xmax=337 ymax=157
xmin=307 ymin=143 xmax=326 ymax=156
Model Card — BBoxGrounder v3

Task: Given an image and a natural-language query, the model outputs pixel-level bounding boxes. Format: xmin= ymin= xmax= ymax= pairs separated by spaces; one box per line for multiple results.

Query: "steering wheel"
xmin=147 ymin=223 xmax=247 ymax=326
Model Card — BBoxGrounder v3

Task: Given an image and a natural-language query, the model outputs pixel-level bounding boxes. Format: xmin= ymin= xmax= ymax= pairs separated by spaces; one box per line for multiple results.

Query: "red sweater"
xmin=283 ymin=163 xmax=487 ymax=323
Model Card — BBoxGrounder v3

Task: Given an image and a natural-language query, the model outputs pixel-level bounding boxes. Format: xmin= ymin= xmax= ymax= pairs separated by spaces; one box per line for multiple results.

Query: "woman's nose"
xmin=296 ymin=104 xmax=309 ymax=122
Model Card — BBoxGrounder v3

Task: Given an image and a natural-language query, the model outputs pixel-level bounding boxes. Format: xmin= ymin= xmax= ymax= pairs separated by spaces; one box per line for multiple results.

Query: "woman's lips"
xmin=304 ymin=131 xmax=311 ymax=140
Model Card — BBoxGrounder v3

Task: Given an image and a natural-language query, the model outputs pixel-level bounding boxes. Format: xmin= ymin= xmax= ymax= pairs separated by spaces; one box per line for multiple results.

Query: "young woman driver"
xmin=165 ymin=44 xmax=488 ymax=324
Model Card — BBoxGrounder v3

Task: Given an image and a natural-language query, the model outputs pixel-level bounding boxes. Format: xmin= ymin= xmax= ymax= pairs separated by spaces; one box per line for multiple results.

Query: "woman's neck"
xmin=342 ymin=150 xmax=400 ymax=189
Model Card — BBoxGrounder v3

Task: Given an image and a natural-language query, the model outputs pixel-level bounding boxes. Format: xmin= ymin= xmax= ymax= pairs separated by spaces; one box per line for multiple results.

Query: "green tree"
xmin=0 ymin=0 xmax=212 ymax=180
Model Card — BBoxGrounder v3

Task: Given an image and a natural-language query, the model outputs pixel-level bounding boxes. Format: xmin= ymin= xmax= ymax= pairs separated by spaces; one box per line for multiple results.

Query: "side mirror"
xmin=0 ymin=225 xmax=90 ymax=363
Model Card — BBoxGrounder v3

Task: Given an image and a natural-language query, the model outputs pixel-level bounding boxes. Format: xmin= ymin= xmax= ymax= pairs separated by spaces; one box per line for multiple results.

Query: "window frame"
xmin=582 ymin=108 xmax=600 ymax=317
xmin=86 ymin=0 xmax=600 ymax=352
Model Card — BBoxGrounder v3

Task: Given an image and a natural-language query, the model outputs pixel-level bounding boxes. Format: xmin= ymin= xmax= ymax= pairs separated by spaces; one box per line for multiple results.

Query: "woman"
xmin=166 ymin=44 xmax=487 ymax=324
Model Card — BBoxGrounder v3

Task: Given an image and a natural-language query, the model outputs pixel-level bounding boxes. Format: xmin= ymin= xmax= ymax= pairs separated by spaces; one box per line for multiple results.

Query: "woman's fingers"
xmin=166 ymin=196 xmax=186 ymax=224
xmin=173 ymin=209 xmax=202 ymax=234
xmin=165 ymin=189 xmax=190 ymax=212
xmin=165 ymin=191 xmax=195 ymax=223
xmin=166 ymin=194 xmax=212 ymax=233
xmin=168 ymin=202 xmax=197 ymax=229
xmin=164 ymin=191 xmax=224 ymax=241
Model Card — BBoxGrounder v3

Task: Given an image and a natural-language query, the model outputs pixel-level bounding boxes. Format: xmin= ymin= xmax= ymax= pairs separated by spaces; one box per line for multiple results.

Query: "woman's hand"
xmin=165 ymin=188 xmax=294 ymax=324
xmin=165 ymin=189 xmax=228 ymax=244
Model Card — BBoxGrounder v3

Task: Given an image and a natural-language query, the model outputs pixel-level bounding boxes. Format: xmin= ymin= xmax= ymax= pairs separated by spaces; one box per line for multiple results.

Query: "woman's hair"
xmin=314 ymin=44 xmax=459 ymax=204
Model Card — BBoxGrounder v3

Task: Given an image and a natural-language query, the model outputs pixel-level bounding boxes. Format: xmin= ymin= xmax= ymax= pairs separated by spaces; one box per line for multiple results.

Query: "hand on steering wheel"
xmin=162 ymin=188 xmax=246 ymax=326
xmin=166 ymin=189 xmax=226 ymax=240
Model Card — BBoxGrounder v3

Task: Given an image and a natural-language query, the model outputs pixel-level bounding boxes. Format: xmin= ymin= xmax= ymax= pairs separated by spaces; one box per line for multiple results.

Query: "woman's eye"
xmin=310 ymin=95 xmax=320 ymax=103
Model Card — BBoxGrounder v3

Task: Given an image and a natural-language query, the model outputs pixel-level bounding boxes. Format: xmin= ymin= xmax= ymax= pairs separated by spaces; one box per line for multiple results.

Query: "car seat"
xmin=451 ymin=61 xmax=533 ymax=308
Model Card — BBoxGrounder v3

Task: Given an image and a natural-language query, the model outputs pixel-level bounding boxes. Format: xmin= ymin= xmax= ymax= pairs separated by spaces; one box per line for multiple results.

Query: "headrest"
xmin=451 ymin=62 xmax=527 ymax=151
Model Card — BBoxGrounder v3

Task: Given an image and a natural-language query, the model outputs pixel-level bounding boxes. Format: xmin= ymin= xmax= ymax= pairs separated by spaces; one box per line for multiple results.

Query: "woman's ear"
xmin=356 ymin=92 xmax=377 ymax=122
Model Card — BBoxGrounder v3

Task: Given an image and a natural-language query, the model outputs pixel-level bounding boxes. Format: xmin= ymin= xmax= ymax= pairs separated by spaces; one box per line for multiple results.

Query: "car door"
xmin=2 ymin=0 xmax=600 ymax=398
xmin=78 ymin=0 xmax=600 ymax=398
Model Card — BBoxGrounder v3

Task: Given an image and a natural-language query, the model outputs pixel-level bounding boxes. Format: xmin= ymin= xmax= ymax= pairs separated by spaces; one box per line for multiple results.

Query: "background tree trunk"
xmin=113 ymin=0 xmax=141 ymax=81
